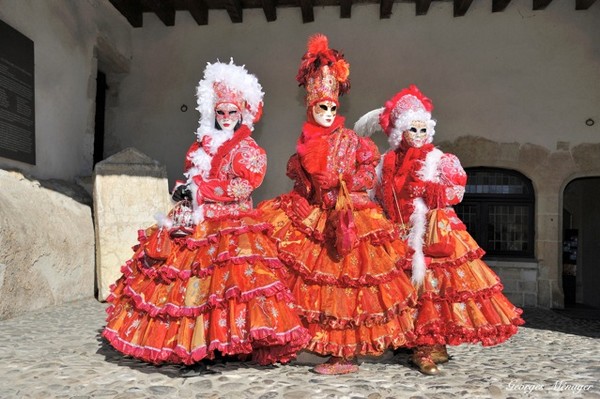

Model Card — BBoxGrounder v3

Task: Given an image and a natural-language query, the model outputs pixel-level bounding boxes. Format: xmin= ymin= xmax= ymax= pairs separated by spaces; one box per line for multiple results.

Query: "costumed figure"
xmin=355 ymin=85 xmax=525 ymax=375
xmin=258 ymin=35 xmax=417 ymax=375
xmin=102 ymin=60 xmax=311 ymax=372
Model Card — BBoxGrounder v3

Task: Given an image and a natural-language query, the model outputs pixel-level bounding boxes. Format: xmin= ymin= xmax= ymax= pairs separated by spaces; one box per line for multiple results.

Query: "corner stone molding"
xmin=94 ymin=148 xmax=171 ymax=301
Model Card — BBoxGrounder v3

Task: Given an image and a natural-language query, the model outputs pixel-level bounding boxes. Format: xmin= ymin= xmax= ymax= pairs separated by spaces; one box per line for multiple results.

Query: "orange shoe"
xmin=430 ymin=344 xmax=449 ymax=364
xmin=411 ymin=347 xmax=440 ymax=375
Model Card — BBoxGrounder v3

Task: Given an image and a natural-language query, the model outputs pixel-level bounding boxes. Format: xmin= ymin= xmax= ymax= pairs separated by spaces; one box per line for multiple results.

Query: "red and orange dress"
xmin=259 ymin=116 xmax=417 ymax=359
xmin=103 ymin=125 xmax=311 ymax=365
xmin=376 ymin=141 xmax=525 ymax=347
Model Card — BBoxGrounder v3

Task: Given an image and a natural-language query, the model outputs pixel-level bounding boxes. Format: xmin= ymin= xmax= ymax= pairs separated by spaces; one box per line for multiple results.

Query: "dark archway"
xmin=93 ymin=70 xmax=107 ymax=166
xmin=563 ymin=177 xmax=600 ymax=311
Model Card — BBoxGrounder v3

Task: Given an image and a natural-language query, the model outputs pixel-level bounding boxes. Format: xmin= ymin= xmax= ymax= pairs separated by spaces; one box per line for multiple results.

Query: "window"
xmin=454 ymin=168 xmax=535 ymax=258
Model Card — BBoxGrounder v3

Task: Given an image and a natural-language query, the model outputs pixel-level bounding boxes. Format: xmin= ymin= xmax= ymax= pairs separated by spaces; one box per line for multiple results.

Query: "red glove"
xmin=294 ymin=196 xmax=312 ymax=219
xmin=313 ymin=171 xmax=339 ymax=190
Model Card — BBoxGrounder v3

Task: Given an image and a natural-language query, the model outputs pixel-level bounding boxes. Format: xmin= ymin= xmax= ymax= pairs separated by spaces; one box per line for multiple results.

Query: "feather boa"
xmin=417 ymin=148 xmax=443 ymax=182
xmin=409 ymin=146 xmax=443 ymax=284
xmin=409 ymin=197 xmax=428 ymax=285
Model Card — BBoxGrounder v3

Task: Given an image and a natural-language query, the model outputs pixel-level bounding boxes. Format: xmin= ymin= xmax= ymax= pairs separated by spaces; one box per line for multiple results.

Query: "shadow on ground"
xmin=94 ymin=329 xmax=284 ymax=378
xmin=520 ymin=307 xmax=600 ymax=339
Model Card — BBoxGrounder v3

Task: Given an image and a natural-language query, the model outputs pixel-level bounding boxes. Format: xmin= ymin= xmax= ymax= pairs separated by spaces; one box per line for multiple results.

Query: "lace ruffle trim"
xmin=106 ymin=280 xmax=295 ymax=318
xmin=102 ymin=324 xmax=311 ymax=365
xmin=298 ymin=302 xmax=416 ymax=330
xmin=279 ymin=250 xmax=410 ymax=288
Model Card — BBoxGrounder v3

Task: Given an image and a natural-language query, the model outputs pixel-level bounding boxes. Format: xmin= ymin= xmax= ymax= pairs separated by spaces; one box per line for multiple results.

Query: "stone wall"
xmin=0 ymin=169 xmax=95 ymax=320
xmin=93 ymin=148 xmax=171 ymax=301
xmin=487 ymin=260 xmax=538 ymax=307
xmin=441 ymin=138 xmax=600 ymax=309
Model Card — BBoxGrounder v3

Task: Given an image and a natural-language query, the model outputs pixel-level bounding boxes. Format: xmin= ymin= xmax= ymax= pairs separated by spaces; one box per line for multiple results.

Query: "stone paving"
xmin=0 ymin=299 xmax=599 ymax=399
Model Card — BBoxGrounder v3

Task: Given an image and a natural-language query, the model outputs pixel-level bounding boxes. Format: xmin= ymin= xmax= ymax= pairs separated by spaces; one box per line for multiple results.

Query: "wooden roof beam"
xmin=109 ymin=0 xmax=143 ymax=27
xmin=340 ymin=0 xmax=352 ymax=18
xmin=532 ymin=0 xmax=553 ymax=10
xmin=576 ymin=0 xmax=597 ymax=9
xmin=380 ymin=0 xmax=393 ymax=18
xmin=262 ymin=0 xmax=277 ymax=21
xmin=184 ymin=0 xmax=209 ymax=25
xmin=143 ymin=0 xmax=175 ymax=26
xmin=299 ymin=0 xmax=315 ymax=23
xmin=454 ymin=0 xmax=474 ymax=16
xmin=492 ymin=0 xmax=512 ymax=12
xmin=415 ymin=0 xmax=432 ymax=15
xmin=224 ymin=0 xmax=243 ymax=23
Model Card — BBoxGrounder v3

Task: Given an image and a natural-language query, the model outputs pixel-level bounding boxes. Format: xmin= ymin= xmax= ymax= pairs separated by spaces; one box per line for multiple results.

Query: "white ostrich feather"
xmin=353 ymin=107 xmax=384 ymax=137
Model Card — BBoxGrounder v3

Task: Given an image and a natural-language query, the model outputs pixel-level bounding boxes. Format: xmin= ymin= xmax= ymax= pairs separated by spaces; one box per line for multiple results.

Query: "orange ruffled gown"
xmin=103 ymin=126 xmax=311 ymax=365
xmin=259 ymin=117 xmax=417 ymax=358
xmin=410 ymin=208 xmax=525 ymax=346
xmin=377 ymin=142 xmax=525 ymax=347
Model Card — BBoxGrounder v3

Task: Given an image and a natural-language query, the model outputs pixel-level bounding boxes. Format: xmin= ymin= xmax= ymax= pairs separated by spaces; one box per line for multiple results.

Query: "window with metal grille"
xmin=454 ymin=167 xmax=535 ymax=258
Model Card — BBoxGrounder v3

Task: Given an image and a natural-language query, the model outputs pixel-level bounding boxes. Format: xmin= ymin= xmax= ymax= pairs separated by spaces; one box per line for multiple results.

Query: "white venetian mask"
xmin=403 ymin=120 xmax=430 ymax=148
xmin=311 ymin=100 xmax=337 ymax=128
xmin=215 ymin=103 xmax=241 ymax=133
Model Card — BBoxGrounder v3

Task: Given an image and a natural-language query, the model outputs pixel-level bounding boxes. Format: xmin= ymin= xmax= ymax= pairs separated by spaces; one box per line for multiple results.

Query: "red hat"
xmin=296 ymin=34 xmax=350 ymax=107
xmin=379 ymin=85 xmax=433 ymax=136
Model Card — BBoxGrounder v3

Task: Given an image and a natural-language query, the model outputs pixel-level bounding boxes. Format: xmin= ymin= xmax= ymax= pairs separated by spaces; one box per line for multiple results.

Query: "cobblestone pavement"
xmin=0 ymin=299 xmax=598 ymax=399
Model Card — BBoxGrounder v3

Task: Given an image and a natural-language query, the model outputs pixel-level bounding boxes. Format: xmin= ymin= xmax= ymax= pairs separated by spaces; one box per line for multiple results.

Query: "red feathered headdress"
xmin=296 ymin=34 xmax=350 ymax=107
xmin=379 ymin=85 xmax=433 ymax=135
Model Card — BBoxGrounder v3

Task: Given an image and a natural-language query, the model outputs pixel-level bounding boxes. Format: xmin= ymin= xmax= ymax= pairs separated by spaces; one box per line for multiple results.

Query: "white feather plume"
xmin=417 ymin=148 xmax=443 ymax=182
xmin=195 ymin=59 xmax=264 ymax=140
xmin=408 ymin=197 xmax=428 ymax=285
xmin=353 ymin=107 xmax=384 ymax=137
xmin=154 ymin=212 xmax=173 ymax=229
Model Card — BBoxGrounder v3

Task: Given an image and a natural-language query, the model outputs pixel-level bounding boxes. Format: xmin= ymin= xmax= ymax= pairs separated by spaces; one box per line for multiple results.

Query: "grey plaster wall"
xmin=0 ymin=0 xmax=132 ymax=181
xmin=101 ymin=1 xmax=599 ymax=203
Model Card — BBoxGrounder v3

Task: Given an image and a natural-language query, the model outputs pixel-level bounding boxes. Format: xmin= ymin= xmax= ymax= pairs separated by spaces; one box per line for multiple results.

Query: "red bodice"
xmin=182 ymin=125 xmax=267 ymax=219
xmin=376 ymin=143 xmax=467 ymax=224
xmin=286 ymin=116 xmax=380 ymax=210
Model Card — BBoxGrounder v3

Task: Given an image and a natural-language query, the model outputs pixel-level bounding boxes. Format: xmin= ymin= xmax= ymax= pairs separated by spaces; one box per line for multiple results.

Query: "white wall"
xmin=106 ymin=0 xmax=600 ymax=202
xmin=0 ymin=0 xmax=131 ymax=181
xmin=0 ymin=0 xmax=598 ymax=198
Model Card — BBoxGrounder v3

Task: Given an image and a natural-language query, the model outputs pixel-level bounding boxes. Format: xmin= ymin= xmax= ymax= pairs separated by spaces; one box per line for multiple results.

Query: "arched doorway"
xmin=563 ymin=178 xmax=600 ymax=310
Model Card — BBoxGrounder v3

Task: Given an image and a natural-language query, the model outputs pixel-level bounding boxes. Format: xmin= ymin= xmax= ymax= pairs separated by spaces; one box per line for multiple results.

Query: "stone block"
xmin=499 ymin=279 xmax=519 ymax=293
xmin=536 ymin=193 xmax=559 ymax=216
xmin=556 ymin=141 xmax=570 ymax=151
xmin=550 ymin=279 xmax=563 ymax=309
xmin=537 ymin=242 xmax=561 ymax=280
xmin=572 ymin=142 xmax=600 ymax=171
xmin=518 ymin=281 xmax=537 ymax=294
xmin=537 ymin=279 xmax=552 ymax=308
xmin=521 ymin=269 xmax=537 ymax=283
xmin=504 ymin=292 xmax=523 ymax=307
xmin=491 ymin=267 xmax=521 ymax=281
xmin=537 ymin=214 xmax=559 ymax=242
xmin=0 ymin=170 xmax=95 ymax=320
xmin=94 ymin=148 xmax=171 ymax=301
